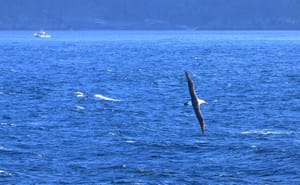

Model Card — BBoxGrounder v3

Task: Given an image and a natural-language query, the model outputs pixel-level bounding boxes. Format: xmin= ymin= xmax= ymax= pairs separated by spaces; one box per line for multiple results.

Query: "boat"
xmin=33 ymin=31 xmax=51 ymax=38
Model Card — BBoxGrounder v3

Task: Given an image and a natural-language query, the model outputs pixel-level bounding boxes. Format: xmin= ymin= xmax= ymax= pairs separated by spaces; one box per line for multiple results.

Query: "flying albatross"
xmin=185 ymin=71 xmax=207 ymax=134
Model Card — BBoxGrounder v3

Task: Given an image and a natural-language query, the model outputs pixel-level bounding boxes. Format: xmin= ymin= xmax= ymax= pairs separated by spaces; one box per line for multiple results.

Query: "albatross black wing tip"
xmin=184 ymin=71 xmax=191 ymax=79
xmin=201 ymin=127 xmax=205 ymax=134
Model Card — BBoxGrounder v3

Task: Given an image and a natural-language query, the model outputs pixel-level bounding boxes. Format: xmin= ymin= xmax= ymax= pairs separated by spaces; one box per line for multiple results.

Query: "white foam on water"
xmin=133 ymin=183 xmax=143 ymax=185
xmin=0 ymin=122 xmax=16 ymax=127
xmin=126 ymin=140 xmax=136 ymax=144
xmin=213 ymin=99 xmax=218 ymax=103
xmin=75 ymin=105 xmax=85 ymax=110
xmin=95 ymin=94 xmax=121 ymax=102
xmin=194 ymin=56 xmax=201 ymax=60
xmin=0 ymin=145 xmax=9 ymax=151
xmin=10 ymin=68 xmax=17 ymax=73
xmin=76 ymin=91 xmax=85 ymax=97
xmin=0 ymin=169 xmax=13 ymax=176
xmin=241 ymin=129 xmax=290 ymax=135
xmin=37 ymin=154 xmax=43 ymax=158
xmin=108 ymin=132 xmax=116 ymax=136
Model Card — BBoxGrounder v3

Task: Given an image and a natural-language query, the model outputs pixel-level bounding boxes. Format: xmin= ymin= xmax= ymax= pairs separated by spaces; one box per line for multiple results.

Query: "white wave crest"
xmin=0 ymin=169 xmax=13 ymax=176
xmin=0 ymin=122 xmax=16 ymax=127
xmin=0 ymin=145 xmax=9 ymax=151
xmin=95 ymin=94 xmax=121 ymax=102
xmin=75 ymin=105 xmax=85 ymax=110
xmin=241 ymin=129 xmax=289 ymax=135
xmin=108 ymin=132 xmax=117 ymax=136
xmin=126 ymin=140 xmax=136 ymax=144
xmin=76 ymin=91 xmax=85 ymax=97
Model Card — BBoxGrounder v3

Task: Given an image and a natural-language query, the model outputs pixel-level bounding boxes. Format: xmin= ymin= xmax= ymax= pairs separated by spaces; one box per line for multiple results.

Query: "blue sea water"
xmin=0 ymin=31 xmax=299 ymax=184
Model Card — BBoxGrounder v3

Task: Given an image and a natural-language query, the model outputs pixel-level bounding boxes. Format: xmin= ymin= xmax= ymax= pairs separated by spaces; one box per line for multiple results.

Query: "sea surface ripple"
xmin=0 ymin=31 xmax=299 ymax=184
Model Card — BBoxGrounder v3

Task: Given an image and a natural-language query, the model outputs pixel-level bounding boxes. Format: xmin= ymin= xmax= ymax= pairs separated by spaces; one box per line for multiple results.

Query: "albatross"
xmin=185 ymin=71 xmax=207 ymax=134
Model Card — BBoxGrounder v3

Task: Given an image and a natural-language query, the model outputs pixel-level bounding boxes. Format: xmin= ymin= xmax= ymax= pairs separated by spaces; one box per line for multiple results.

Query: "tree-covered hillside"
xmin=0 ymin=0 xmax=300 ymax=30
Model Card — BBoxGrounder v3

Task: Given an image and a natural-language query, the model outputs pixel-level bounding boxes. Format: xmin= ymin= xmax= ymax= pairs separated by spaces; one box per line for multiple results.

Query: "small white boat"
xmin=33 ymin=31 xmax=51 ymax=38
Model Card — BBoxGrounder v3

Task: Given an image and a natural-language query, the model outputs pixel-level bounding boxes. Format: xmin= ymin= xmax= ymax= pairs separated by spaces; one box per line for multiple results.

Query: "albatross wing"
xmin=185 ymin=71 xmax=206 ymax=134
xmin=194 ymin=105 xmax=205 ymax=134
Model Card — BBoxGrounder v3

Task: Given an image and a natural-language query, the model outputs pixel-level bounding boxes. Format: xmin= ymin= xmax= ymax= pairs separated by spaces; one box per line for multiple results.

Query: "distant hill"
xmin=1 ymin=0 xmax=300 ymax=30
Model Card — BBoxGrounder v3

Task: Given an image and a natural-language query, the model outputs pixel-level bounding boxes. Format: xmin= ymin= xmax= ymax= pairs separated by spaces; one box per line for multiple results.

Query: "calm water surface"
xmin=0 ymin=31 xmax=299 ymax=184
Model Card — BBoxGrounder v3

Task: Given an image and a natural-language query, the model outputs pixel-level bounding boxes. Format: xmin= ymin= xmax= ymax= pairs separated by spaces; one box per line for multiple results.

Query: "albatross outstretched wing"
xmin=185 ymin=71 xmax=206 ymax=134
xmin=193 ymin=105 xmax=205 ymax=134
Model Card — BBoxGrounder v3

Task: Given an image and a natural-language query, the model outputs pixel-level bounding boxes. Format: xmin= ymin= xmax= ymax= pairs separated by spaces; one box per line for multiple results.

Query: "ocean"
xmin=0 ymin=31 xmax=299 ymax=184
